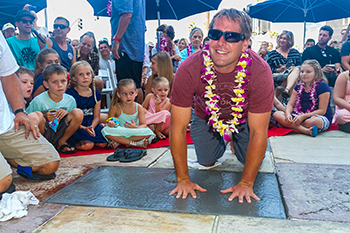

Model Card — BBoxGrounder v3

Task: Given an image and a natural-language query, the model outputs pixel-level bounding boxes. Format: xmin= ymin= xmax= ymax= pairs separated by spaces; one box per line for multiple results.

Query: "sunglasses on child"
xmin=53 ymin=24 xmax=69 ymax=29
xmin=20 ymin=19 xmax=34 ymax=24
xmin=208 ymin=29 xmax=245 ymax=43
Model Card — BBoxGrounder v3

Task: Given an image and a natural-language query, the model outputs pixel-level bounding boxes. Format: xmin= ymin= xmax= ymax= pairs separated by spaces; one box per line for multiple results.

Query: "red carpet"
xmin=59 ymin=131 xmax=193 ymax=158
xmin=268 ymin=123 xmax=339 ymax=137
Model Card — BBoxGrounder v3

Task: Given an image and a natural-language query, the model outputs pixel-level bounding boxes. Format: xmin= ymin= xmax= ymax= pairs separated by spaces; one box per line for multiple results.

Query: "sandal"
xmin=119 ymin=149 xmax=147 ymax=162
xmin=57 ymin=144 xmax=76 ymax=154
xmin=17 ymin=165 xmax=56 ymax=180
xmin=108 ymin=140 xmax=120 ymax=149
xmin=281 ymin=88 xmax=290 ymax=99
xmin=106 ymin=148 xmax=129 ymax=161
xmin=130 ymin=138 xmax=149 ymax=149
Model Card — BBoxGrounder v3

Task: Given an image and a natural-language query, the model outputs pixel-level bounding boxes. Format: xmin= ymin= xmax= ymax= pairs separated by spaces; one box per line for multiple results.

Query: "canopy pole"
xmin=156 ymin=0 xmax=161 ymax=52
xmin=303 ymin=21 xmax=306 ymax=47
xmin=45 ymin=8 xmax=47 ymax=28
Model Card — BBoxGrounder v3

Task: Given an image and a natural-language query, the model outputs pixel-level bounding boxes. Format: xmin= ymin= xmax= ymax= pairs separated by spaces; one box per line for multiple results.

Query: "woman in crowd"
xmin=177 ymin=38 xmax=188 ymax=52
xmin=267 ymin=30 xmax=301 ymax=101
xmin=333 ymin=71 xmax=350 ymax=132
xmin=179 ymin=27 xmax=204 ymax=63
xmin=144 ymin=52 xmax=174 ymax=97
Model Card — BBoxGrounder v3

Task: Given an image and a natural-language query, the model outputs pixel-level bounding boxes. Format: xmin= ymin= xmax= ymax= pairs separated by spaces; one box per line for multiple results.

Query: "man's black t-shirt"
xmin=302 ymin=44 xmax=341 ymax=68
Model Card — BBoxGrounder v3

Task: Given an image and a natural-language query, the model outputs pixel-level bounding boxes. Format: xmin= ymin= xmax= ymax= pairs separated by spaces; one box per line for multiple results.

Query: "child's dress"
xmin=145 ymin=97 xmax=171 ymax=131
xmin=66 ymin=88 xmax=106 ymax=146
xmin=333 ymin=72 xmax=350 ymax=125
xmin=101 ymin=103 xmax=154 ymax=142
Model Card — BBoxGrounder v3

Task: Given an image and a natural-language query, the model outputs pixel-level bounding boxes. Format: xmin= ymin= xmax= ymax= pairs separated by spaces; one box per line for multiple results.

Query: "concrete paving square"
xmin=0 ymin=203 xmax=65 ymax=233
xmin=150 ymin=148 xmax=275 ymax=173
xmin=35 ymin=206 xmax=216 ymax=233
xmin=276 ymin=163 xmax=350 ymax=222
xmin=270 ymin=135 xmax=350 ymax=165
xmin=216 ymin=215 xmax=350 ymax=233
xmin=45 ymin=167 xmax=285 ymax=218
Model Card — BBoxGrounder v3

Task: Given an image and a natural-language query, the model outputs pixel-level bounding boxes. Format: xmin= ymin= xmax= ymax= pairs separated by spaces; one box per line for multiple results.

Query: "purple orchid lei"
xmin=293 ymin=80 xmax=320 ymax=115
xmin=187 ymin=43 xmax=203 ymax=57
xmin=201 ymin=44 xmax=251 ymax=141
xmin=107 ymin=0 xmax=112 ymax=16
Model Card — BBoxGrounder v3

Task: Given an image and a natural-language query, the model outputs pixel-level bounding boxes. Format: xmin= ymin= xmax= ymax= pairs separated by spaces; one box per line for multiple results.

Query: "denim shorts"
xmin=190 ymin=114 xmax=249 ymax=165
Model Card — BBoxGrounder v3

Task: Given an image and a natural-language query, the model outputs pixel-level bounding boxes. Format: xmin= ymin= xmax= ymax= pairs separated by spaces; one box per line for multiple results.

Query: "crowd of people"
xmin=1 ymin=1 xmax=350 ymax=204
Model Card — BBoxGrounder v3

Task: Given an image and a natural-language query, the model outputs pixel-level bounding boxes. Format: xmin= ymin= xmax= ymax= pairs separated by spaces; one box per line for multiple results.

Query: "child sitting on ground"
xmin=27 ymin=64 xmax=83 ymax=153
xmin=142 ymin=77 xmax=171 ymax=139
xmin=101 ymin=78 xmax=154 ymax=149
xmin=32 ymin=48 xmax=60 ymax=97
xmin=273 ymin=60 xmax=332 ymax=137
xmin=66 ymin=61 xmax=107 ymax=150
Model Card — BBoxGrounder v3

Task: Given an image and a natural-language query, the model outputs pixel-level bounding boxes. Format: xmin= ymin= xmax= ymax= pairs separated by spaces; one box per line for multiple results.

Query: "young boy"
xmin=27 ymin=64 xmax=83 ymax=154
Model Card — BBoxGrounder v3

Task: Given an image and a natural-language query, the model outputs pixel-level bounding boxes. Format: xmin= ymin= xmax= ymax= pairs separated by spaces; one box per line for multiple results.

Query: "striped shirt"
xmin=267 ymin=48 xmax=301 ymax=73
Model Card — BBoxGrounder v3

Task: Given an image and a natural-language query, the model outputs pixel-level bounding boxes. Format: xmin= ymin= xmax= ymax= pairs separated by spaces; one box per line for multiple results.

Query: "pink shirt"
xmin=170 ymin=49 xmax=274 ymax=121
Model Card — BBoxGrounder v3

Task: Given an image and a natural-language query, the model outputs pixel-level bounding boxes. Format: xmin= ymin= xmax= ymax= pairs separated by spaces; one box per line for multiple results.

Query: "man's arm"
xmin=111 ymin=13 xmax=132 ymax=59
xmin=221 ymin=111 xmax=270 ymax=203
xmin=341 ymin=56 xmax=350 ymax=71
xmin=169 ymin=105 xmax=206 ymax=199
xmin=1 ymin=73 xmax=39 ymax=139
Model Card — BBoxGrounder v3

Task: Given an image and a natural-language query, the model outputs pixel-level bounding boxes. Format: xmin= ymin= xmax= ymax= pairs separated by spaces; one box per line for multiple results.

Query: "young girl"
xmin=144 ymin=51 xmax=174 ymax=97
xmin=273 ymin=60 xmax=332 ymax=137
xmin=142 ymin=77 xmax=171 ymax=139
xmin=102 ymin=78 xmax=154 ymax=148
xmin=66 ymin=61 xmax=107 ymax=150
xmin=33 ymin=48 xmax=61 ymax=97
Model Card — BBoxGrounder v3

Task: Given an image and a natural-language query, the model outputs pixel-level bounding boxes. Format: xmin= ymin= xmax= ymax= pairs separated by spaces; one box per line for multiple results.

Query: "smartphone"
xmin=28 ymin=6 xmax=37 ymax=12
xmin=328 ymin=64 xmax=335 ymax=69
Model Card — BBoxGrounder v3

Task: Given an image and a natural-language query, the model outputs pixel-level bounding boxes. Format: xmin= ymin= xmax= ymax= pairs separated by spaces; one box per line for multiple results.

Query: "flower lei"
xmin=158 ymin=36 xmax=175 ymax=56
xmin=106 ymin=0 xmax=112 ymax=16
xmin=187 ymin=43 xmax=203 ymax=57
xmin=293 ymin=80 xmax=320 ymax=115
xmin=201 ymin=45 xmax=251 ymax=141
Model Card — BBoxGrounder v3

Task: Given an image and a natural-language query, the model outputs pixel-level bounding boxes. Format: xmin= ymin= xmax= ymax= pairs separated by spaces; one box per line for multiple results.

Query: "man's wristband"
xmin=112 ymin=35 xmax=122 ymax=42
xmin=14 ymin=108 xmax=27 ymax=115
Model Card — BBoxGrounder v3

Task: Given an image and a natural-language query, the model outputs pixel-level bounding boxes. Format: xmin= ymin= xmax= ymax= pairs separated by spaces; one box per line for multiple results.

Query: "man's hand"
xmin=112 ymin=41 xmax=120 ymax=60
xmin=322 ymin=64 xmax=335 ymax=73
xmin=169 ymin=178 xmax=207 ymax=199
xmin=14 ymin=112 xmax=40 ymax=139
xmin=220 ymin=181 xmax=260 ymax=203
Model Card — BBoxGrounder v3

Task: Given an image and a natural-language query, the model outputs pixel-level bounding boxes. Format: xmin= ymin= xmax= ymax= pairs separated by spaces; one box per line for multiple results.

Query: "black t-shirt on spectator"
xmin=302 ymin=44 xmax=341 ymax=68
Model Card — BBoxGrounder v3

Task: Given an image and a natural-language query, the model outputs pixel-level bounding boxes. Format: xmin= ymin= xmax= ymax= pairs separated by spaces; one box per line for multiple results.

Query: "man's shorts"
xmin=43 ymin=115 xmax=69 ymax=148
xmin=190 ymin=114 xmax=250 ymax=165
xmin=115 ymin=52 xmax=143 ymax=88
xmin=0 ymin=125 xmax=60 ymax=180
xmin=0 ymin=153 xmax=12 ymax=181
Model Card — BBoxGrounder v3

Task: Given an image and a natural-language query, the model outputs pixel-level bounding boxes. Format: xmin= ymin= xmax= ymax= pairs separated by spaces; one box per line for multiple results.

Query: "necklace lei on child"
xmin=201 ymin=45 xmax=251 ymax=141
xmin=293 ymin=80 xmax=320 ymax=115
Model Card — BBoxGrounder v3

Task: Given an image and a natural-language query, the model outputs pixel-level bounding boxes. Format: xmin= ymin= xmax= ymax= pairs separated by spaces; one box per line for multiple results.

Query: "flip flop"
xmin=57 ymin=144 xmax=77 ymax=154
xmin=17 ymin=165 xmax=56 ymax=180
xmin=106 ymin=148 xmax=130 ymax=161
xmin=119 ymin=149 xmax=147 ymax=162
xmin=151 ymin=136 xmax=160 ymax=144
xmin=311 ymin=125 xmax=318 ymax=137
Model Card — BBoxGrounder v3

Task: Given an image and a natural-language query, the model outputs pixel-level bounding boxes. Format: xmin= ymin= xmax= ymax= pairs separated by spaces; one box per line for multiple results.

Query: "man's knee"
xmin=0 ymin=174 xmax=13 ymax=193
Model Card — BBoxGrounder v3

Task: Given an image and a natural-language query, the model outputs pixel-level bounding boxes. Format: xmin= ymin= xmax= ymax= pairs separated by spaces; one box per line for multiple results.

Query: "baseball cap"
xmin=15 ymin=10 xmax=35 ymax=22
xmin=147 ymin=41 xmax=154 ymax=47
xmin=2 ymin=23 xmax=15 ymax=31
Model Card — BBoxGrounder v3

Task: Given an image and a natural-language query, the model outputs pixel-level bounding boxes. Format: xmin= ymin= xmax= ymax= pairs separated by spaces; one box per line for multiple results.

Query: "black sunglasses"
xmin=208 ymin=29 xmax=245 ymax=43
xmin=20 ymin=19 xmax=34 ymax=24
xmin=53 ymin=24 xmax=68 ymax=29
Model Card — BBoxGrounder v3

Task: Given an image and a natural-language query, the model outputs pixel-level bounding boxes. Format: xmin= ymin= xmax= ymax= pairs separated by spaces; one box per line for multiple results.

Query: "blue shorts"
xmin=190 ymin=114 xmax=249 ymax=165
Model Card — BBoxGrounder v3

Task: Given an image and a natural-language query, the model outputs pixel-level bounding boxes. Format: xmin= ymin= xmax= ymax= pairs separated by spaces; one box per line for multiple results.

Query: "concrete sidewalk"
xmin=2 ymin=130 xmax=350 ymax=232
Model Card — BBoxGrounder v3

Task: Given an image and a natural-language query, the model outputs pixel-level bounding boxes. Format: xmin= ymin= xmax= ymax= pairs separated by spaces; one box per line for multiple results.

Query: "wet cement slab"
xmin=276 ymin=163 xmax=350 ymax=222
xmin=35 ymin=206 xmax=215 ymax=233
xmin=150 ymin=148 xmax=275 ymax=173
xmin=270 ymin=135 xmax=350 ymax=165
xmin=0 ymin=203 xmax=65 ymax=233
xmin=216 ymin=215 xmax=350 ymax=233
xmin=44 ymin=167 xmax=286 ymax=219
